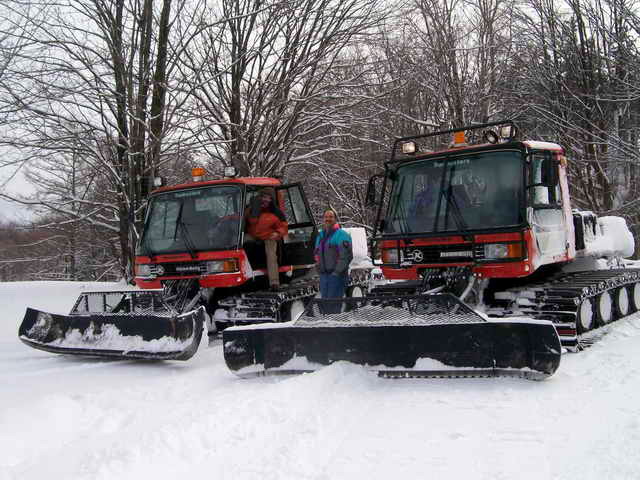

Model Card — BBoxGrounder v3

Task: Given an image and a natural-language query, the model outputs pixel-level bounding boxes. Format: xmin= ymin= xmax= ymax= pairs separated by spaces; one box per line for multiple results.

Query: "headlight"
xmin=381 ymin=248 xmax=399 ymax=263
xmin=135 ymin=264 xmax=152 ymax=277
xmin=483 ymin=243 xmax=523 ymax=260
xmin=206 ymin=259 xmax=239 ymax=274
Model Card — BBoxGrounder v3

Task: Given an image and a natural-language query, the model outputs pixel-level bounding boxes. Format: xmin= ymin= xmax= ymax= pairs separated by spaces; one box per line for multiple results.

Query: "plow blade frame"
xmin=19 ymin=290 xmax=204 ymax=361
xmin=223 ymin=295 xmax=561 ymax=379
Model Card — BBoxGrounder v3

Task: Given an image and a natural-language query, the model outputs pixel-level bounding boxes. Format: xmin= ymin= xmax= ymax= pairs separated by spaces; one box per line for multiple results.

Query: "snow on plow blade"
xmin=19 ymin=290 xmax=204 ymax=361
xmin=223 ymin=295 xmax=561 ymax=380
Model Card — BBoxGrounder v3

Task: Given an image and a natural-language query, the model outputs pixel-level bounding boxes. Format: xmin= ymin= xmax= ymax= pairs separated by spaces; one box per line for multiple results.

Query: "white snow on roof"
xmin=523 ymin=140 xmax=564 ymax=151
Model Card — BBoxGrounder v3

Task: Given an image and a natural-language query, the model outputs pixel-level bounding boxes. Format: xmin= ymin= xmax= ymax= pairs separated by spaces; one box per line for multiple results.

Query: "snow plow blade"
xmin=223 ymin=295 xmax=561 ymax=380
xmin=18 ymin=290 xmax=204 ymax=361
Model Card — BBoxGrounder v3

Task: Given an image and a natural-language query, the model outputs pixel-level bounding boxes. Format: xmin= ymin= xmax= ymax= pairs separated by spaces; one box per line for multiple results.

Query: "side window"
xmin=277 ymin=184 xmax=316 ymax=244
xmin=245 ymin=189 xmax=260 ymax=209
xmin=530 ymin=153 xmax=560 ymax=206
xmin=278 ymin=185 xmax=313 ymax=225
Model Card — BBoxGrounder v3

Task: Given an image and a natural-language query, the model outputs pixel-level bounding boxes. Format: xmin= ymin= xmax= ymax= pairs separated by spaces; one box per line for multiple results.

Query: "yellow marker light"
xmin=191 ymin=167 xmax=206 ymax=182
xmin=507 ymin=242 xmax=524 ymax=258
xmin=223 ymin=259 xmax=239 ymax=273
xmin=452 ymin=131 xmax=466 ymax=147
xmin=206 ymin=259 xmax=239 ymax=274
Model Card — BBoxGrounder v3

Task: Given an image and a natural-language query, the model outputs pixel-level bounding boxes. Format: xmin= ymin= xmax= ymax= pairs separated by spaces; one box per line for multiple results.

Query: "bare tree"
xmin=0 ymin=0 xmax=207 ymax=279
xmin=384 ymin=0 xmax=518 ymax=128
xmin=182 ymin=0 xmax=386 ymax=178
xmin=508 ymin=0 xmax=640 ymax=250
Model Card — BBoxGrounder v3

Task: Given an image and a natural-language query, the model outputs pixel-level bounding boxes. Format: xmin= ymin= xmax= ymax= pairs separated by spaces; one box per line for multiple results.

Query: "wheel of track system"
xmin=596 ymin=291 xmax=613 ymax=326
xmin=631 ymin=283 xmax=640 ymax=312
xmin=577 ymin=298 xmax=595 ymax=333
xmin=347 ymin=285 xmax=365 ymax=298
xmin=282 ymin=299 xmax=307 ymax=322
xmin=614 ymin=287 xmax=630 ymax=318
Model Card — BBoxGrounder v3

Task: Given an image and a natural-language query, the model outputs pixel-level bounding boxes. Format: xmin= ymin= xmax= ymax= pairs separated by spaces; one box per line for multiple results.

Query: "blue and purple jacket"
xmin=314 ymin=224 xmax=353 ymax=276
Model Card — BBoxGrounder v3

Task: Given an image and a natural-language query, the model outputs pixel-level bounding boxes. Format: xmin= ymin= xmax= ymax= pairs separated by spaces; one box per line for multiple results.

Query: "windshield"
xmin=140 ymin=185 xmax=242 ymax=255
xmin=384 ymin=150 xmax=524 ymax=234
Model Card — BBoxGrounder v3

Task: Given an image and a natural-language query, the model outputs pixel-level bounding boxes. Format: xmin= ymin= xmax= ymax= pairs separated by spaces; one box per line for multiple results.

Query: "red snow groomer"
xmin=222 ymin=120 xmax=637 ymax=379
xmin=19 ymin=170 xmax=370 ymax=361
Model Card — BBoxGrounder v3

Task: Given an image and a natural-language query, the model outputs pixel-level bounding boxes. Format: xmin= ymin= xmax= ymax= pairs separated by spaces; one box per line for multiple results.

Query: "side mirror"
xmin=366 ymin=174 xmax=384 ymax=206
xmin=541 ymin=156 xmax=559 ymax=187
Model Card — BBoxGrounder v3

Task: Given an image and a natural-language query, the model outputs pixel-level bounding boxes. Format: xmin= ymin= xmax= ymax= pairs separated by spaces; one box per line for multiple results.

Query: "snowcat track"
xmin=488 ymin=268 xmax=640 ymax=350
xmin=19 ymin=291 xmax=205 ymax=361
xmin=217 ymin=273 xmax=370 ymax=324
xmin=223 ymin=295 xmax=561 ymax=380
xmin=378 ymin=369 xmax=550 ymax=380
xmin=217 ymin=280 xmax=319 ymax=323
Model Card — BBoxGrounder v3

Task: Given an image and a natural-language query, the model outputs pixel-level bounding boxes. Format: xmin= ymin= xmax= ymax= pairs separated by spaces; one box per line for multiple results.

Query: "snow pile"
xmin=34 ymin=322 xmax=191 ymax=353
xmin=344 ymin=227 xmax=373 ymax=269
xmin=583 ymin=215 xmax=635 ymax=259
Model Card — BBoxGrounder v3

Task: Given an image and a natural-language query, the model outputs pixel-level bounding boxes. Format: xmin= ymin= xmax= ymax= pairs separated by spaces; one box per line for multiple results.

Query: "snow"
xmin=3 ymin=281 xmax=640 ymax=480
xmin=344 ymin=227 xmax=374 ymax=270
xmin=575 ymin=214 xmax=635 ymax=260
xmin=28 ymin=322 xmax=192 ymax=353
xmin=523 ymin=140 xmax=563 ymax=151
xmin=596 ymin=216 xmax=635 ymax=258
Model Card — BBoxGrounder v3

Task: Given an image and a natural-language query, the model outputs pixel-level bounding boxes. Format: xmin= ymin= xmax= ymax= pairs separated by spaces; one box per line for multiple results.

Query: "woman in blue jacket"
xmin=315 ymin=209 xmax=353 ymax=298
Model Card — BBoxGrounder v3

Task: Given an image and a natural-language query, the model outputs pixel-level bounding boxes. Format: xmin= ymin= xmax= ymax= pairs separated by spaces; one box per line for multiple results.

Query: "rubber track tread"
xmin=488 ymin=268 xmax=640 ymax=349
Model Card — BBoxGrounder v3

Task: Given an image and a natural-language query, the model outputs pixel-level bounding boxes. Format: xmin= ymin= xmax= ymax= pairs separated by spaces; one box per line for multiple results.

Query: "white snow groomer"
xmin=223 ymin=120 xmax=637 ymax=379
xmin=18 ymin=172 xmax=370 ymax=360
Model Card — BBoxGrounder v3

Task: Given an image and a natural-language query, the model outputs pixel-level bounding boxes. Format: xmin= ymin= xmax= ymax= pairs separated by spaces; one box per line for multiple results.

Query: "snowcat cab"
xmin=134 ymin=175 xmax=318 ymax=300
xmin=368 ymin=121 xmax=572 ymax=290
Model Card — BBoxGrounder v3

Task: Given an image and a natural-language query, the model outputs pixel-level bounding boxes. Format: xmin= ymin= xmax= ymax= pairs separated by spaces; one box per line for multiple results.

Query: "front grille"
xmin=404 ymin=243 xmax=483 ymax=264
xmin=150 ymin=262 xmax=207 ymax=277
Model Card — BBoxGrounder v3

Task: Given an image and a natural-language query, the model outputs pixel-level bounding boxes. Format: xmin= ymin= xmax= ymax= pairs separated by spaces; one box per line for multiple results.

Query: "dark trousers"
xmin=319 ymin=273 xmax=347 ymax=298
xmin=319 ymin=273 xmax=347 ymax=315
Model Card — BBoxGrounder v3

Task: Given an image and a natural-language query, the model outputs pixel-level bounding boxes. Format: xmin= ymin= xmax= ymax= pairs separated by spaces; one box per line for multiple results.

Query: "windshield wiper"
xmin=174 ymin=203 xmax=197 ymax=259
xmin=432 ymin=164 xmax=469 ymax=233
xmin=177 ymin=220 xmax=197 ymax=259
xmin=443 ymin=185 xmax=470 ymax=232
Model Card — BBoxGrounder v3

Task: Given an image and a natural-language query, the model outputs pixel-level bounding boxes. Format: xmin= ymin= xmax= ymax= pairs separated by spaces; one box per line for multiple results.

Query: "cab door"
xmin=528 ymin=151 xmax=568 ymax=263
xmin=276 ymin=183 xmax=318 ymax=266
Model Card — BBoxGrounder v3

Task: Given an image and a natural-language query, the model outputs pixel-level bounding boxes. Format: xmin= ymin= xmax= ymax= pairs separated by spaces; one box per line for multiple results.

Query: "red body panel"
xmin=134 ymin=249 xmax=297 ymax=290
xmin=381 ymin=231 xmax=535 ymax=280
xmin=135 ymin=250 xmax=249 ymax=289
xmin=153 ymin=177 xmax=280 ymax=194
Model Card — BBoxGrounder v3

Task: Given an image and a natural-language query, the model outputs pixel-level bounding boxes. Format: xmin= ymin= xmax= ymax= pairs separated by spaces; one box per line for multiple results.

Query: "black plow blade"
xmin=223 ymin=295 xmax=561 ymax=380
xmin=18 ymin=290 xmax=204 ymax=361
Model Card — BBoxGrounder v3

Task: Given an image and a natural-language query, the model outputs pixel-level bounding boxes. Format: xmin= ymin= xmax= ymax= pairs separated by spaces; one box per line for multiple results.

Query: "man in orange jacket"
xmin=245 ymin=188 xmax=288 ymax=290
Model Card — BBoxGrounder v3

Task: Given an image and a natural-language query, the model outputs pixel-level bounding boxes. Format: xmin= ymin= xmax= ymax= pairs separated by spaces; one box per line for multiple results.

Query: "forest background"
xmin=1 ymin=0 xmax=639 ymax=281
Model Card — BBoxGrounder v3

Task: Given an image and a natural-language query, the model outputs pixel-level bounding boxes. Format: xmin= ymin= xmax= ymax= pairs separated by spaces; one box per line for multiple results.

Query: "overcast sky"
xmin=1 ymin=170 xmax=36 ymax=223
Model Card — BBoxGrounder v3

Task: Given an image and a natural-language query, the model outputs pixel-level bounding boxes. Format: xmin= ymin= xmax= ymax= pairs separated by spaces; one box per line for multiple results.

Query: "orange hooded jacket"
xmin=245 ymin=209 xmax=288 ymax=240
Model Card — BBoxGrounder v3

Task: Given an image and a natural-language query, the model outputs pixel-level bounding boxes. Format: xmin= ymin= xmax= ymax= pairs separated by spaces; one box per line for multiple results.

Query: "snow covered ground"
xmin=2 ymin=281 xmax=640 ymax=480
